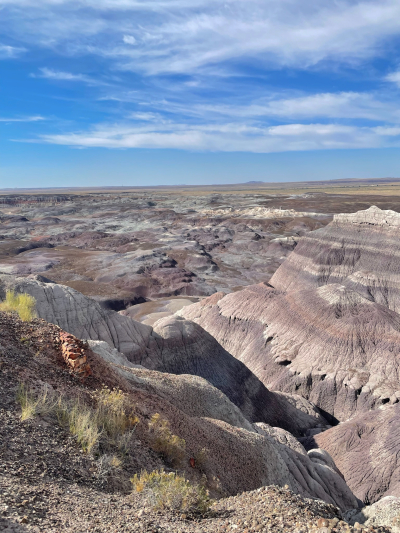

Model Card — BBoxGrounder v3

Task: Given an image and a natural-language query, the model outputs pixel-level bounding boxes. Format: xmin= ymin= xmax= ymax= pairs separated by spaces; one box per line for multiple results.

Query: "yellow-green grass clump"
xmin=148 ymin=413 xmax=186 ymax=467
xmin=16 ymin=384 xmax=138 ymax=455
xmin=132 ymin=470 xmax=212 ymax=514
xmin=0 ymin=290 xmax=36 ymax=322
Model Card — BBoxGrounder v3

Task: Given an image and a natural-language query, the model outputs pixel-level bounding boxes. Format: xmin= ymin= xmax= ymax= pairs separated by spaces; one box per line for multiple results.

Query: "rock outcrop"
xmin=58 ymin=330 xmax=92 ymax=378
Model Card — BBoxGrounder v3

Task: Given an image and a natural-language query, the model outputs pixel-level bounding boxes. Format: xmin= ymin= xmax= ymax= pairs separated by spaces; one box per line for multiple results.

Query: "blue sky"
xmin=2 ymin=0 xmax=400 ymax=187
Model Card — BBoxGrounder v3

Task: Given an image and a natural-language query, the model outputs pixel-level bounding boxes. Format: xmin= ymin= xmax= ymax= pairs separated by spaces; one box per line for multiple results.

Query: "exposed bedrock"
xmin=132 ymin=315 xmax=327 ymax=436
xmin=180 ymin=281 xmax=400 ymax=422
xmin=270 ymin=206 xmax=400 ymax=313
xmin=0 ymin=274 xmax=326 ymax=436
xmin=89 ymin=339 xmax=359 ymax=511
xmin=315 ymin=404 xmax=400 ymax=505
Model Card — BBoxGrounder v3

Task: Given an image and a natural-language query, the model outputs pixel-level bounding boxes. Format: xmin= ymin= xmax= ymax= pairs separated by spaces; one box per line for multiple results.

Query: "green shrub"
xmin=148 ymin=413 xmax=186 ymax=467
xmin=131 ymin=470 xmax=212 ymax=514
xmin=0 ymin=290 xmax=36 ymax=322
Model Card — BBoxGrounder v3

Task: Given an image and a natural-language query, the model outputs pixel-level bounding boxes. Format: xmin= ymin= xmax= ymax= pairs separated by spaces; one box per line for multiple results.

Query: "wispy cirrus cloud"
xmin=3 ymin=1 xmax=400 ymax=75
xmin=187 ymin=92 xmax=400 ymax=123
xmin=0 ymin=43 xmax=25 ymax=58
xmin=31 ymin=67 xmax=109 ymax=86
xmin=5 ymin=0 xmax=400 ymax=159
xmin=34 ymin=120 xmax=400 ymax=153
xmin=0 ymin=115 xmax=45 ymax=122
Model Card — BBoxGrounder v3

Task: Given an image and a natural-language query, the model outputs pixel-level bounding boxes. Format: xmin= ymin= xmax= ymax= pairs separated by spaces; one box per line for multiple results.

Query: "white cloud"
xmin=0 ymin=43 xmax=25 ymax=58
xmin=385 ymin=70 xmax=400 ymax=87
xmin=3 ymin=1 xmax=400 ymax=75
xmin=123 ymin=35 xmax=136 ymax=45
xmin=32 ymin=67 xmax=109 ymax=86
xmin=129 ymin=112 xmax=163 ymax=121
xmin=194 ymin=92 xmax=399 ymax=122
xmin=35 ymin=120 xmax=400 ymax=152
xmin=0 ymin=116 xmax=45 ymax=122
xmin=373 ymin=126 xmax=400 ymax=136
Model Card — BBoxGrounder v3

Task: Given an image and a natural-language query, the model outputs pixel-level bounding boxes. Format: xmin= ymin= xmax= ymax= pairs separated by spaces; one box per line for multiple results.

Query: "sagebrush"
xmin=148 ymin=413 xmax=186 ymax=467
xmin=132 ymin=470 xmax=212 ymax=514
xmin=0 ymin=290 xmax=36 ymax=321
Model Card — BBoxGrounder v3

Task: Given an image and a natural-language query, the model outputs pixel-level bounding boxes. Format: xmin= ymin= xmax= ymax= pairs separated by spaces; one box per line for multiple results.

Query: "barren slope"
xmin=181 ymin=207 xmax=400 ymax=422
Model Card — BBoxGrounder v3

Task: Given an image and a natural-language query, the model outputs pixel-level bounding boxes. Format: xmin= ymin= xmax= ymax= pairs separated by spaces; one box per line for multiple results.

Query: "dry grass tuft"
xmin=16 ymin=384 xmax=138 ymax=455
xmin=132 ymin=470 xmax=212 ymax=514
xmin=148 ymin=413 xmax=186 ymax=467
xmin=16 ymin=383 xmax=54 ymax=421
xmin=55 ymin=398 xmax=102 ymax=454
xmin=91 ymin=386 xmax=138 ymax=444
xmin=0 ymin=290 xmax=36 ymax=322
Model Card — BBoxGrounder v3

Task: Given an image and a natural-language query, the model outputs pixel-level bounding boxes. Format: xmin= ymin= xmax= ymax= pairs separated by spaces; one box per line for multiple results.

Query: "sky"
xmin=2 ymin=0 xmax=400 ymax=187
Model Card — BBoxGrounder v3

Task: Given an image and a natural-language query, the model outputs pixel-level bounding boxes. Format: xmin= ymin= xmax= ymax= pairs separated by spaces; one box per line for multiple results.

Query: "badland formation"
xmin=2 ymin=180 xmax=400 ymax=532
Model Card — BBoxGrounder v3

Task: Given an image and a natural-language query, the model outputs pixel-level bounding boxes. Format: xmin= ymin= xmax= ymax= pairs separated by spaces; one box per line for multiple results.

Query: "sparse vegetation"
xmin=17 ymin=383 xmax=54 ymax=421
xmin=55 ymin=398 xmax=102 ymax=454
xmin=148 ymin=413 xmax=186 ymax=467
xmin=90 ymin=386 xmax=139 ymax=444
xmin=131 ymin=470 xmax=212 ymax=514
xmin=0 ymin=290 xmax=36 ymax=322
xmin=17 ymin=384 xmax=138 ymax=454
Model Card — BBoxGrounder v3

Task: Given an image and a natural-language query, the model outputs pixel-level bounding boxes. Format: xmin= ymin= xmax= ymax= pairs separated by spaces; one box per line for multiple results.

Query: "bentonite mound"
xmin=135 ymin=314 xmax=327 ymax=435
xmin=0 ymin=274 xmax=154 ymax=358
xmin=180 ymin=281 xmax=400 ymax=422
xmin=180 ymin=207 xmax=400 ymax=422
xmin=270 ymin=206 xmax=400 ymax=313
xmin=314 ymin=404 xmax=400 ymax=505
xmin=87 ymin=338 xmax=359 ymax=511
xmin=0 ymin=274 xmax=327 ymax=436
xmin=347 ymin=496 xmax=400 ymax=532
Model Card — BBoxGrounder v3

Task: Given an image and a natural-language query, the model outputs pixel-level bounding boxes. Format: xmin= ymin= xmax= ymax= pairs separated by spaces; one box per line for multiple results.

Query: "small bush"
xmin=0 ymin=290 xmax=36 ymax=322
xmin=132 ymin=470 xmax=212 ymax=514
xmin=193 ymin=447 xmax=209 ymax=472
xmin=148 ymin=413 xmax=186 ymax=467
xmin=97 ymin=453 xmax=123 ymax=478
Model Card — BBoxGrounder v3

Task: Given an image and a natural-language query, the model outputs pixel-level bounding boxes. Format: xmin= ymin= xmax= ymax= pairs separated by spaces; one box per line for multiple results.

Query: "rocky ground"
xmin=0 ymin=479 xmax=360 ymax=533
